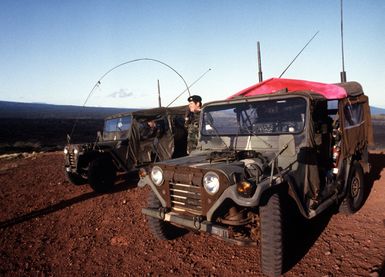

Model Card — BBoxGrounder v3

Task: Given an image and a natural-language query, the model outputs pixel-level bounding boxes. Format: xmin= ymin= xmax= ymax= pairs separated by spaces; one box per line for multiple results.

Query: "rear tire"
xmin=88 ymin=157 xmax=116 ymax=193
xmin=260 ymin=192 xmax=284 ymax=276
xmin=146 ymin=191 xmax=187 ymax=240
xmin=340 ymin=161 xmax=365 ymax=214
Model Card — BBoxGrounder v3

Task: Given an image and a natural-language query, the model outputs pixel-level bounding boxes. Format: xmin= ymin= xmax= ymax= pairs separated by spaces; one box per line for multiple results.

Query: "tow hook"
xmin=158 ymin=207 xmax=170 ymax=220
xmin=193 ymin=216 xmax=204 ymax=230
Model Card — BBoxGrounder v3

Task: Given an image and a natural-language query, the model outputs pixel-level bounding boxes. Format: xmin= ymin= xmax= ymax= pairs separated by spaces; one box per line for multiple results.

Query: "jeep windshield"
xmin=202 ymin=97 xmax=306 ymax=136
xmin=103 ymin=115 xmax=132 ymax=140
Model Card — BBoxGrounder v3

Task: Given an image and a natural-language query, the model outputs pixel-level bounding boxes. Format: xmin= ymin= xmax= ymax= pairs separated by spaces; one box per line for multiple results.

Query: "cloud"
xmin=108 ymin=89 xmax=133 ymax=98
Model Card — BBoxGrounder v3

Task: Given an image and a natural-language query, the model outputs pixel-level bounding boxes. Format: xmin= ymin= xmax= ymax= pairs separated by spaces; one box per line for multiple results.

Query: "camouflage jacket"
xmin=185 ymin=111 xmax=200 ymax=153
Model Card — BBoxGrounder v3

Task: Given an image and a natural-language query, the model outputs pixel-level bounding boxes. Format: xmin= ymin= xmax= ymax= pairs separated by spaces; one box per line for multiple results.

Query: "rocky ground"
xmin=0 ymin=151 xmax=384 ymax=276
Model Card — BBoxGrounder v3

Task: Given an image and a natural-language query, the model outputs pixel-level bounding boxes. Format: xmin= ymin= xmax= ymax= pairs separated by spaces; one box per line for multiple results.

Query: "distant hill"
xmin=0 ymin=100 xmax=136 ymax=119
xmin=0 ymin=100 xmax=384 ymax=154
xmin=0 ymin=100 xmax=384 ymax=119
xmin=371 ymin=106 xmax=385 ymax=115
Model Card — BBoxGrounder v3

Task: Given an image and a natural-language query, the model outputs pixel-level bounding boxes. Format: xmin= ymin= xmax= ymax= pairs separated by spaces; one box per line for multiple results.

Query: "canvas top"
xmin=229 ymin=78 xmax=363 ymax=100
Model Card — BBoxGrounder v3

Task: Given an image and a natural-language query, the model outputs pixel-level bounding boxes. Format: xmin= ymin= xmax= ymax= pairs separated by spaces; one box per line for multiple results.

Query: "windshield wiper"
xmin=241 ymin=126 xmax=273 ymax=148
xmin=238 ymin=110 xmax=273 ymax=149
xmin=268 ymin=136 xmax=294 ymax=185
xmin=205 ymin=122 xmax=230 ymax=150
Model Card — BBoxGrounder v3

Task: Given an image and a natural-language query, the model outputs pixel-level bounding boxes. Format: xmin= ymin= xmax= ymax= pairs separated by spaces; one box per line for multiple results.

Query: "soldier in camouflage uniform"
xmin=185 ymin=95 xmax=202 ymax=154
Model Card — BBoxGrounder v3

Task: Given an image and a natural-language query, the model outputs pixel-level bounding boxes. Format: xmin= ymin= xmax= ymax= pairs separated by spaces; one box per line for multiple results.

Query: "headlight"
xmin=151 ymin=166 xmax=164 ymax=186
xmin=203 ymin=172 xmax=220 ymax=195
xmin=63 ymin=148 xmax=68 ymax=155
xmin=73 ymin=148 xmax=79 ymax=155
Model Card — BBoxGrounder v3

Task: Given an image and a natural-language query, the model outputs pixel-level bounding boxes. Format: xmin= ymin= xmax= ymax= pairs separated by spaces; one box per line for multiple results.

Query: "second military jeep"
xmin=64 ymin=105 xmax=188 ymax=192
xmin=138 ymin=78 xmax=373 ymax=276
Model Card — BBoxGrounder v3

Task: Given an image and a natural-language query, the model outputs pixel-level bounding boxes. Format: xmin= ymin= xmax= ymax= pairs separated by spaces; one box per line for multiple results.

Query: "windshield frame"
xmin=201 ymin=96 xmax=308 ymax=138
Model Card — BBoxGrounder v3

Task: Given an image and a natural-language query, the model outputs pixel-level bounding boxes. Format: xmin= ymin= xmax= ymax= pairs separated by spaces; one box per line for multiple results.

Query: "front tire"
xmin=260 ymin=192 xmax=284 ymax=276
xmin=88 ymin=157 xmax=116 ymax=193
xmin=65 ymin=171 xmax=87 ymax=186
xmin=340 ymin=161 xmax=365 ymax=214
xmin=146 ymin=191 xmax=187 ymax=240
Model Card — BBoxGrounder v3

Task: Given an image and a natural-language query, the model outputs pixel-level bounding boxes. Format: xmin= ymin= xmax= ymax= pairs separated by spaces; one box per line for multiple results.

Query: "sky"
xmin=1 ymin=0 xmax=384 ymax=109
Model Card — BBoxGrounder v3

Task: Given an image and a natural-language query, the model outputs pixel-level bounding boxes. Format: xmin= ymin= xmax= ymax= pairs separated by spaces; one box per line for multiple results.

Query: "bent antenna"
xmin=279 ymin=31 xmax=319 ymax=78
xmin=68 ymin=58 xmax=190 ymax=142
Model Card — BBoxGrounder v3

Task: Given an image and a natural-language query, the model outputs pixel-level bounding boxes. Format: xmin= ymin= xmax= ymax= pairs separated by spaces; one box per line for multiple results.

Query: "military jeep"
xmin=64 ymin=105 xmax=188 ymax=192
xmin=138 ymin=78 xmax=373 ymax=276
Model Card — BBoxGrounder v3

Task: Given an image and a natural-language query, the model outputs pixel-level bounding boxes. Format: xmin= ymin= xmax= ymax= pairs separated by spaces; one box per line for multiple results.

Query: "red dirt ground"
xmin=0 ymin=151 xmax=384 ymax=276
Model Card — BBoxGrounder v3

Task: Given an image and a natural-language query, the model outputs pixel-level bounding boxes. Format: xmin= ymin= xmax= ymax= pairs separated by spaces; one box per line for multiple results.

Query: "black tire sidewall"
xmin=347 ymin=162 xmax=365 ymax=212
xmin=260 ymin=192 xmax=284 ymax=276
xmin=146 ymin=191 xmax=187 ymax=240
xmin=340 ymin=161 xmax=365 ymax=214
xmin=88 ymin=157 xmax=116 ymax=192
xmin=66 ymin=171 xmax=87 ymax=186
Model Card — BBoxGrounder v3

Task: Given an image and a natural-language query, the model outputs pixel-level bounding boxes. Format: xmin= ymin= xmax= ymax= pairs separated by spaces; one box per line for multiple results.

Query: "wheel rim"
xmin=350 ymin=175 xmax=361 ymax=199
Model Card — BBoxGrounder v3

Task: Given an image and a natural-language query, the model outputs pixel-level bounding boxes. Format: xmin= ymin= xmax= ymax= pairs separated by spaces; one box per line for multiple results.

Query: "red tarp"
xmin=228 ymin=78 xmax=347 ymax=100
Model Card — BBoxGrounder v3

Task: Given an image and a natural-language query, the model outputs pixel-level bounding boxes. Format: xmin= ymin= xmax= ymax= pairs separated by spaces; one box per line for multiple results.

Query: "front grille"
xmin=169 ymin=182 xmax=202 ymax=215
xmin=69 ymin=153 xmax=76 ymax=168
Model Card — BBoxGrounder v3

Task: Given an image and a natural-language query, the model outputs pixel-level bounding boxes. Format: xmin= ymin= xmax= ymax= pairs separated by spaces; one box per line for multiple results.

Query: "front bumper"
xmin=139 ymin=172 xmax=286 ymax=221
xmin=142 ymin=207 xmax=256 ymax=246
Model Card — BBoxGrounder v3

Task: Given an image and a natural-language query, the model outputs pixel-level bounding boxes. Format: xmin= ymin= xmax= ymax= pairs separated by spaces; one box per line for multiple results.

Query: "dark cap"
xmin=187 ymin=95 xmax=202 ymax=103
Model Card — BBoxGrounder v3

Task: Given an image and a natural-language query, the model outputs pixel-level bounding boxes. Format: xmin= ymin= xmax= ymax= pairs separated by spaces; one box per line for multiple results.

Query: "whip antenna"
xmin=167 ymin=68 xmax=211 ymax=107
xmin=157 ymin=79 xmax=161 ymax=107
xmin=279 ymin=31 xmax=319 ymax=78
xmin=68 ymin=58 xmax=190 ymax=141
xmin=340 ymin=0 xmax=347 ymax=82
xmin=257 ymin=41 xmax=263 ymax=82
